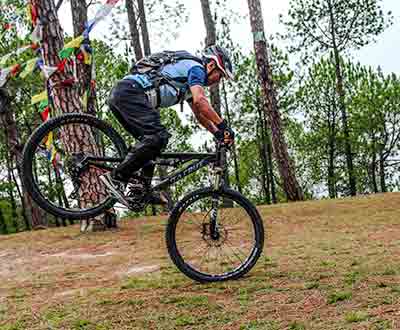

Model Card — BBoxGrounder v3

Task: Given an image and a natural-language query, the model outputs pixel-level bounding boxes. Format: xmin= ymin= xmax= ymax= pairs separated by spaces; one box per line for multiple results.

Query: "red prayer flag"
xmin=40 ymin=107 xmax=50 ymax=121
xmin=57 ymin=58 xmax=68 ymax=72
xmin=30 ymin=4 xmax=38 ymax=26
xmin=10 ymin=64 xmax=21 ymax=76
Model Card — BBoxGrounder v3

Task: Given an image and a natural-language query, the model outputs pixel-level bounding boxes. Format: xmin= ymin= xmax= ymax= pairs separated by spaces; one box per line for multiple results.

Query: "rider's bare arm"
xmin=189 ymin=85 xmax=223 ymax=134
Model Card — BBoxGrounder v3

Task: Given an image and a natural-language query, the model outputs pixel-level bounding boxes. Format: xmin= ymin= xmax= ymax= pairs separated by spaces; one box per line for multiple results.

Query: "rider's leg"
xmin=113 ymin=132 xmax=170 ymax=181
xmin=107 ymin=79 xmax=171 ymax=182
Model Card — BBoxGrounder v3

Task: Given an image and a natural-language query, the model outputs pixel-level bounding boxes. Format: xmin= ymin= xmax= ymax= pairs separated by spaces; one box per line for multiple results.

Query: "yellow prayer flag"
xmin=26 ymin=5 xmax=32 ymax=24
xmin=20 ymin=58 xmax=38 ymax=78
xmin=83 ymin=51 xmax=92 ymax=65
xmin=64 ymin=36 xmax=84 ymax=50
xmin=31 ymin=90 xmax=48 ymax=105
xmin=45 ymin=132 xmax=53 ymax=149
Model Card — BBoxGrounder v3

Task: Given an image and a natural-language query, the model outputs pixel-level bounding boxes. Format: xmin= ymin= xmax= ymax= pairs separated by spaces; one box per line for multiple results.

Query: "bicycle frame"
xmin=82 ymin=148 xmax=227 ymax=191
xmin=153 ymin=152 xmax=217 ymax=190
xmin=70 ymin=145 xmax=228 ymax=241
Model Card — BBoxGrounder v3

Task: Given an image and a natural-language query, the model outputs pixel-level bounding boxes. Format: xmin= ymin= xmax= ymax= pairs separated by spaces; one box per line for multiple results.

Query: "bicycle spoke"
xmin=219 ymin=244 xmax=240 ymax=269
xmin=224 ymin=240 xmax=248 ymax=264
xmin=198 ymin=246 xmax=212 ymax=270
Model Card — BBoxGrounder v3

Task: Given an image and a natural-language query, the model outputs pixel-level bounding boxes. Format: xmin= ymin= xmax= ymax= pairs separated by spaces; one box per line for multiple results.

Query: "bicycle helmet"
xmin=203 ymin=45 xmax=234 ymax=80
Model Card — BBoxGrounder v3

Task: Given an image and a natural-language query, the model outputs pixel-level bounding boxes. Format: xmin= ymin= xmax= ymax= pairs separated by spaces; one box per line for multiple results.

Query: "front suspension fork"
xmin=210 ymin=170 xmax=224 ymax=240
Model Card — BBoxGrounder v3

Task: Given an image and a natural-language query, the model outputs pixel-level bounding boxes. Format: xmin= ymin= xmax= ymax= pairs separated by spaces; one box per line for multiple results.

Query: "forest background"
xmin=0 ymin=0 xmax=399 ymax=233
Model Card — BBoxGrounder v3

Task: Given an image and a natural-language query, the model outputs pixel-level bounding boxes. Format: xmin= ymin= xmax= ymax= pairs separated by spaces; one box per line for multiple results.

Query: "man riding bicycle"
xmin=101 ymin=45 xmax=235 ymax=205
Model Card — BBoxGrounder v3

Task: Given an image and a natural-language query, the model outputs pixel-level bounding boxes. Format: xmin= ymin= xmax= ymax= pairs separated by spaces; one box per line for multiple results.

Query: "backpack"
xmin=130 ymin=51 xmax=205 ymax=110
xmin=130 ymin=50 xmax=204 ymax=76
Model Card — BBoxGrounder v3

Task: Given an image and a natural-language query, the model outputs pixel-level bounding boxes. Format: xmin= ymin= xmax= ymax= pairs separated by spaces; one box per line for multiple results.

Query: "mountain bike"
xmin=22 ymin=113 xmax=264 ymax=282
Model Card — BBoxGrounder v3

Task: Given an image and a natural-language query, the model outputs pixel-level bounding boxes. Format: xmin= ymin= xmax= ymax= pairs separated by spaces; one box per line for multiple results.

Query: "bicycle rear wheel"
xmin=22 ymin=113 xmax=128 ymax=219
xmin=166 ymin=188 xmax=264 ymax=282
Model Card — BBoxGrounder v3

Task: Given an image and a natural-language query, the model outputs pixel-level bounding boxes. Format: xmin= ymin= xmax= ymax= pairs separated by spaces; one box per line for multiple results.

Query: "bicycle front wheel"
xmin=166 ymin=188 xmax=264 ymax=282
xmin=22 ymin=113 xmax=128 ymax=219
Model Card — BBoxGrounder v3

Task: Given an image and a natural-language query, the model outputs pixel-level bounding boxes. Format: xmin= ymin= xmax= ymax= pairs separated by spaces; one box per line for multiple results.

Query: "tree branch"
xmin=337 ymin=3 xmax=362 ymax=50
xmin=55 ymin=0 xmax=64 ymax=11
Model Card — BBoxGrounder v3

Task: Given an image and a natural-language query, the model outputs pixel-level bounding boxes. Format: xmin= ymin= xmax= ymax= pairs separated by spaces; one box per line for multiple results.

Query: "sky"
xmin=60 ymin=0 xmax=400 ymax=75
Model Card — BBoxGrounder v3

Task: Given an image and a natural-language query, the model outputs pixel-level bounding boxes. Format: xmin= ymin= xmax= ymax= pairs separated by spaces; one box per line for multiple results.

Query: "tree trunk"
xmin=126 ymin=0 xmax=144 ymax=61
xmin=327 ymin=0 xmax=356 ymax=196
xmin=11 ymin=169 xmax=31 ymax=230
xmin=263 ymin=108 xmax=277 ymax=204
xmin=332 ymin=50 xmax=356 ymax=196
xmin=200 ymin=0 xmax=217 ymax=47
xmin=70 ymin=0 xmax=96 ymax=115
xmin=222 ymin=81 xmax=242 ymax=193
xmin=54 ymin=167 xmax=73 ymax=225
xmin=327 ymin=134 xmax=336 ymax=198
xmin=137 ymin=0 xmax=151 ymax=56
xmin=5 ymin=150 xmax=20 ymax=232
xmin=257 ymin=97 xmax=271 ymax=204
xmin=370 ymin=136 xmax=378 ymax=193
xmin=0 ymin=89 xmax=45 ymax=229
xmin=46 ymin=162 xmax=61 ymax=227
xmin=327 ymin=108 xmax=337 ymax=198
xmin=379 ymin=150 xmax=387 ymax=193
xmin=0 ymin=207 xmax=8 ymax=235
xmin=247 ymin=0 xmax=304 ymax=201
xmin=70 ymin=0 xmax=87 ymax=36
xmin=257 ymin=124 xmax=270 ymax=204
xmin=71 ymin=0 xmax=117 ymax=229
xmin=200 ymin=0 xmax=222 ymax=116
xmin=32 ymin=0 xmax=107 ymax=232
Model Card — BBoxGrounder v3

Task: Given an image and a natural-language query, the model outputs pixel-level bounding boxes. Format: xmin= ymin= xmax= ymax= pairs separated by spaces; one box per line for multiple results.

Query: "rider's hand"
xmin=214 ymin=120 xmax=235 ymax=146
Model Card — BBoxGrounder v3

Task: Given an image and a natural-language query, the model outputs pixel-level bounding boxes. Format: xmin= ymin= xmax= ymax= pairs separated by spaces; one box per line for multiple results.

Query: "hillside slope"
xmin=1 ymin=193 xmax=399 ymax=330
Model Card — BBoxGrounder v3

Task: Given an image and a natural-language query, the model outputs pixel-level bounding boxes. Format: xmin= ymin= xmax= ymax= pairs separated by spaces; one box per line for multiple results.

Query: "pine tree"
xmin=247 ymin=0 xmax=304 ymax=201
xmin=282 ymin=0 xmax=393 ymax=196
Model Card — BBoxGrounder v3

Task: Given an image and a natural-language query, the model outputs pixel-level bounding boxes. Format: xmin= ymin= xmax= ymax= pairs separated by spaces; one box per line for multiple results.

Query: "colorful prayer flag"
xmin=30 ymin=24 xmax=42 ymax=43
xmin=52 ymin=151 xmax=61 ymax=168
xmin=41 ymin=65 xmax=58 ymax=79
xmin=31 ymin=90 xmax=48 ymax=105
xmin=81 ymin=45 xmax=92 ymax=65
xmin=64 ymin=35 xmax=84 ymax=49
xmin=40 ymin=106 xmax=50 ymax=121
xmin=38 ymin=99 xmax=49 ymax=111
xmin=59 ymin=36 xmax=84 ymax=59
xmin=27 ymin=3 xmax=38 ymax=26
xmin=10 ymin=64 xmax=21 ymax=76
xmin=45 ymin=131 xmax=53 ymax=150
xmin=20 ymin=58 xmax=38 ymax=78
xmin=85 ymin=0 xmax=121 ymax=34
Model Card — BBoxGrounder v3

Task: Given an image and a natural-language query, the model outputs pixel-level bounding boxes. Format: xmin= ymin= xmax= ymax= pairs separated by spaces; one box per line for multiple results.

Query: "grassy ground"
xmin=0 ymin=193 xmax=399 ymax=330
